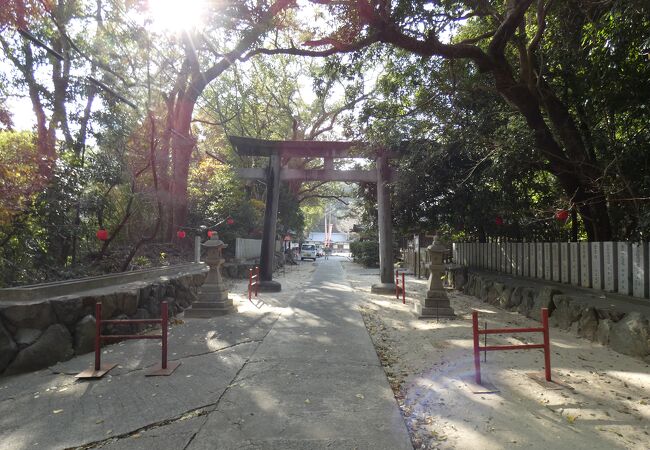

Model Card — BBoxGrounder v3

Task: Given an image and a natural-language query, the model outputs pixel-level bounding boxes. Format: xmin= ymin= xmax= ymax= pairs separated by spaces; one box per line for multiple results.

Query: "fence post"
xmin=551 ymin=242 xmax=560 ymax=282
xmin=618 ymin=242 xmax=632 ymax=295
xmin=580 ymin=242 xmax=592 ymax=288
xmin=603 ymin=242 xmax=617 ymax=292
xmin=591 ymin=242 xmax=604 ymax=290
xmin=560 ymin=242 xmax=570 ymax=284
xmin=536 ymin=242 xmax=544 ymax=279
xmin=633 ymin=243 xmax=649 ymax=298
xmin=472 ymin=310 xmax=481 ymax=384
xmin=570 ymin=242 xmax=580 ymax=286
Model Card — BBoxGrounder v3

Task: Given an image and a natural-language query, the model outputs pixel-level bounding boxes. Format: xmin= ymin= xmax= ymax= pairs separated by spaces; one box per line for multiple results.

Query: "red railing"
xmin=248 ymin=266 xmax=260 ymax=302
xmin=394 ymin=269 xmax=406 ymax=304
xmin=76 ymin=301 xmax=179 ymax=378
xmin=472 ymin=308 xmax=551 ymax=384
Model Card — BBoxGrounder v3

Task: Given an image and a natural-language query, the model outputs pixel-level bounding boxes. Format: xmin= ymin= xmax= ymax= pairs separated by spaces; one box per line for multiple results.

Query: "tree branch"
xmin=488 ymin=0 xmax=535 ymax=59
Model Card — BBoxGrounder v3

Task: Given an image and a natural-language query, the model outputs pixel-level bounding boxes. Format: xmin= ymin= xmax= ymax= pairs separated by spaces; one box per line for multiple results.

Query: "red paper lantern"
xmin=555 ymin=209 xmax=569 ymax=222
xmin=207 ymin=230 xmax=214 ymax=238
xmin=177 ymin=230 xmax=186 ymax=239
xmin=96 ymin=229 xmax=108 ymax=241
xmin=495 ymin=216 xmax=504 ymax=226
xmin=226 ymin=217 xmax=235 ymax=225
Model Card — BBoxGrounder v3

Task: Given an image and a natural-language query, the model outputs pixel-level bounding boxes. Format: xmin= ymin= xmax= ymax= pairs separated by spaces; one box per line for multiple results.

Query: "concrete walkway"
xmin=0 ymin=258 xmax=412 ymax=450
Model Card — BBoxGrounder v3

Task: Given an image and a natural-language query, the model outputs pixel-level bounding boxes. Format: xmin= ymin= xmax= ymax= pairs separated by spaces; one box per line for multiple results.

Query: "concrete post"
xmin=371 ymin=155 xmax=395 ymax=294
xmin=194 ymin=235 xmax=201 ymax=263
xmin=259 ymin=153 xmax=282 ymax=292
xmin=185 ymin=234 xmax=235 ymax=317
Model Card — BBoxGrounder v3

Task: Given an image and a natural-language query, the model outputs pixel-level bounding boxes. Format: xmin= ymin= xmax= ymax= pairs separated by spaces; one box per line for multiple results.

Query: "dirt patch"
xmin=346 ymin=261 xmax=650 ymax=450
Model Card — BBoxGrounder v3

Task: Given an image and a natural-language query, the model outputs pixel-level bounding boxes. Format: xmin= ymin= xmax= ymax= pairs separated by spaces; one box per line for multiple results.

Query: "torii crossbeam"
xmin=229 ymin=136 xmax=398 ymax=294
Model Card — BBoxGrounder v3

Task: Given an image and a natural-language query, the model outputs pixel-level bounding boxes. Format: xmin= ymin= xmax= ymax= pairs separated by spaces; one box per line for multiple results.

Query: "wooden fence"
xmin=453 ymin=242 xmax=649 ymax=299
xmin=400 ymin=237 xmax=454 ymax=279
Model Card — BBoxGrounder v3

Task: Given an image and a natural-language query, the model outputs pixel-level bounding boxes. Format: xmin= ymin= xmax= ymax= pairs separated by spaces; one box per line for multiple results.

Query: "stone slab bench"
xmin=0 ymin=263 xmax=208 ymax=377
xmin=457 ymin=269 xmax=650 ymax=362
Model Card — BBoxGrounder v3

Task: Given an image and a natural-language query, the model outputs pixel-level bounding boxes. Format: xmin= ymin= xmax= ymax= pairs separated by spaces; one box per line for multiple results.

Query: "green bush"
xmin=350 ymin=240 xmax=380 ymax=268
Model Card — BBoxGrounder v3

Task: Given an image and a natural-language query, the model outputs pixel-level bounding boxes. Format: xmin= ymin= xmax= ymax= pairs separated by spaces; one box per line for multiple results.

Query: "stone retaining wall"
xmin=456 ymin=270 xmax=650 ymax=361
xmin=0 ymin=265 xmax=207 ymax=377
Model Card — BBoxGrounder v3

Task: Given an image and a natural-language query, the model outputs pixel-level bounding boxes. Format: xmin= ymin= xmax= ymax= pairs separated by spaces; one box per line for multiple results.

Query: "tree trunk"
xmin=491 ymin=67 xmax=612 ymax=241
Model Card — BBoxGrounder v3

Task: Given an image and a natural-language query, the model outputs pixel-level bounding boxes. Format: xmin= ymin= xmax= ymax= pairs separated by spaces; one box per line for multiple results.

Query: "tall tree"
xmin=270 ymin=0 xmax=650 ymax=240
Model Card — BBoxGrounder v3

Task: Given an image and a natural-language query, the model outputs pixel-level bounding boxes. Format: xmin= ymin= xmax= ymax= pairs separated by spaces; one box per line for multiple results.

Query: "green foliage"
xmin=0 ymin=131 xmax=39 ymax=225
xmin=350 ymin=240 xmax=379 ymax=268
xmin=187 ymin=158 xmax=264 ymax=252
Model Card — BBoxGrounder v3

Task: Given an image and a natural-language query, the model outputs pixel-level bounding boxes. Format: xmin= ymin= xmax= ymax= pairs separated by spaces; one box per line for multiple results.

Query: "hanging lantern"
xmin=555 ymin=209 xmax=569 ymax=222
xmin=177 ymin=230 xmax=186 ymax=239
xmin=226 ymin=217 xmax=235 ymax=225
xmin=207 ymin=230 xmax=214 ymax=238
xmin=495 ymin=216 xmax=504 ymax=226
xmin=96 ymin=229 xmax=108 ymax=241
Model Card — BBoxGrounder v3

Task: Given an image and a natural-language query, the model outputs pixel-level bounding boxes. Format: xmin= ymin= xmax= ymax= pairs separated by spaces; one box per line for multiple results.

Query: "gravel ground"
xmin=343 ymin=260 xmax=650 ymax=450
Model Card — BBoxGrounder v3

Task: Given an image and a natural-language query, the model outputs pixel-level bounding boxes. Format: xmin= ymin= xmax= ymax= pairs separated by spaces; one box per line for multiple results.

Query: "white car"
xmin=301 ymin=244 xmax=317 ymax=261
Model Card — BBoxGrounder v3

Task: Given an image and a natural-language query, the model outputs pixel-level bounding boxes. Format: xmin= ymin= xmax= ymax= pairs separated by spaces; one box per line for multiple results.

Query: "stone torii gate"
xmin=229 ymin=136 xmax=397 ymax=294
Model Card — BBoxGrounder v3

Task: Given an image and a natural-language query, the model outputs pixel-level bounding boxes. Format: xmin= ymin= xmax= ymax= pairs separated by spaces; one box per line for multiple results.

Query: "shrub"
xmin=350 ymin=240 xmax=379 ymax=267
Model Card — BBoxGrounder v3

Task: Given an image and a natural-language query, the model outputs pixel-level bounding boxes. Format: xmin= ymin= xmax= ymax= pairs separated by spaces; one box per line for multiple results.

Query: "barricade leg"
xmin=472 ymin=311 xmax=481 ymax=384
xmin=402 ymin=273 xmax=406 ymax=304
xmin=162 ymin=301 xmax=168 ymax=370
xmin=248 ymin=268 xmax=252 ymax=301
xmin=75 ymin=302 xmax=117 ymax=379
xmin=146 ymin=301 xmax=180 ymax=376
xmin=94 ymin=302 xmax=102 ymax=371
xmin=255 ymin=266 xmax=260 ymax=297
xmin=542 ymin=308 xmax=551 ymax=381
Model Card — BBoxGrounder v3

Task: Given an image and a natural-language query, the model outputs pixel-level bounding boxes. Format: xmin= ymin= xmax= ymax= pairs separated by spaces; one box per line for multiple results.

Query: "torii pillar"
xmin=258 ymin=153 xmax=282 ymax=292
xmin=371 ymin=155 xmax=396 ymax=294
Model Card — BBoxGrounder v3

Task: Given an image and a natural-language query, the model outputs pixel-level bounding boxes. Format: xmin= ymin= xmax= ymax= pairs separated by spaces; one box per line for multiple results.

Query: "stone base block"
xmin=415 ymin=289 xmax=456 ymax=319
xmin=197 ymin=289 xmax=228 ymax=303
xmin=184 ymin=299 xmax=235 ymax=318
xmin=258 ymin=280 xmax=282 ymax=292
xmin=371 ymin=283 xmax=396 ymax=295
xmin=414 ymin=301 xmax=456 ymax=319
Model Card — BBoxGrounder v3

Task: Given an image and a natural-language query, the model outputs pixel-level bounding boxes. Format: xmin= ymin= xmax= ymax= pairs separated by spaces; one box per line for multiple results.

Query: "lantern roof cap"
xmin=202 ymin=234 xmax=227 ymax=248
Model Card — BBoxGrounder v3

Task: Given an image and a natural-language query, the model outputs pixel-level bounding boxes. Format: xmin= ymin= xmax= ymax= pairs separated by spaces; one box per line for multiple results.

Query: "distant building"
xmin=307 ymin=231 xmax=351 ymax=252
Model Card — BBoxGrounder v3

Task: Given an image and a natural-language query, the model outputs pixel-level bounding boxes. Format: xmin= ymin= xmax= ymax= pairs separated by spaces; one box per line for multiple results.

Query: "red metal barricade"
xmin=394 ymin=269 xmax=406 ymax=304
xmin=76 ymin=301 xmax=180 ymax=379
xmin=472 ymin=308 xmax=551 ymax=384
xmin=248 ymin=266 xmax=260 ymax=302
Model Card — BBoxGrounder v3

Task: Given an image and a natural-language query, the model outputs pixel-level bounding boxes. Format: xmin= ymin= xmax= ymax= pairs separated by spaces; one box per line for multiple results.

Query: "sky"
xmin=1 ymin=0 xmax=377 ymax=137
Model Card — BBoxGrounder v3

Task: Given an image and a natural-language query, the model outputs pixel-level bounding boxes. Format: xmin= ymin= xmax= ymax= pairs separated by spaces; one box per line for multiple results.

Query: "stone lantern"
xmin=415 ymin=234 xmax=455 ymax=319
xmin=185 ymin=234 xmax=235 ymax=317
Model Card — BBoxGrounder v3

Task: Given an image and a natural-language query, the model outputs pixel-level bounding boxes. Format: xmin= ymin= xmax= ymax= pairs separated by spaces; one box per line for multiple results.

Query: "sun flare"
xmin=147 ymin=0 xmax=208 ymax=32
